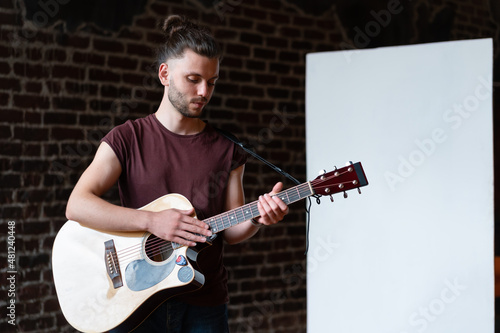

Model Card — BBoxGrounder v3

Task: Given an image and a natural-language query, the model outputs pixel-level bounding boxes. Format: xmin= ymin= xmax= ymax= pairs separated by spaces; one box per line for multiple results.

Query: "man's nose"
xmin=197 ymin=83 xmax=209 ymax=97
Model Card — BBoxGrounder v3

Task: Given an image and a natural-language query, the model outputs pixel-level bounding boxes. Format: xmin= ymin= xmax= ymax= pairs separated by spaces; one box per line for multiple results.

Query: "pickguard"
xmin=125 ymin=258 xmax=176 ymax=291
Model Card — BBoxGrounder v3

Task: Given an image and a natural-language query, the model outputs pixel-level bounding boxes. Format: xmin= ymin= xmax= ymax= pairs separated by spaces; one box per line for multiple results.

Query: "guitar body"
xmin=52 ymin=194 xmax=206 ymax=333
xmin=53 ymin=162 xmax=368 ymax=333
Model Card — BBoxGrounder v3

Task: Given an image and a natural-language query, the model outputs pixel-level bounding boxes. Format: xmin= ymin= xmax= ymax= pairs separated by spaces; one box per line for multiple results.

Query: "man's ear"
xmin=158 ymin=63 xmax=169 ymax=86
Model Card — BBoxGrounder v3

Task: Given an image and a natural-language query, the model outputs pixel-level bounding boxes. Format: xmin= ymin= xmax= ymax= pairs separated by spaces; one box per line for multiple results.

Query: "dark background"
xmin=1 ymin=0 xmax=498 ymax=332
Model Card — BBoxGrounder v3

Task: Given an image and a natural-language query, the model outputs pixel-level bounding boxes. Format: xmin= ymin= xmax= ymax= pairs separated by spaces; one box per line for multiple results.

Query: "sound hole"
xmin=144 ymin=234 xmax=173 ymax=263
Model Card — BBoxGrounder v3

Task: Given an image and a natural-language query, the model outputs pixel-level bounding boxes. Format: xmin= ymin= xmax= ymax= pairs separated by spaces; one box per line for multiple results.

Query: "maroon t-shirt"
xmin=101 ymin=114 xmax=247 ymax=305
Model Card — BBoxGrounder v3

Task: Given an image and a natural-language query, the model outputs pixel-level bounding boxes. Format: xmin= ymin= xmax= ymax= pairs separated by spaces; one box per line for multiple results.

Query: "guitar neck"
xmin=204 ymin=182 xmax=314 ymax=233
xmin=201 ymin=161 xmax=368 ymax=234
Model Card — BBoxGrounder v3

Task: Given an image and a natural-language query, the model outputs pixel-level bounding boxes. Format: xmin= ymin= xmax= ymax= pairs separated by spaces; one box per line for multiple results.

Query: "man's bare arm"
xmin=223 ymin=165 xmax=289 ymax=245
xmin=65 ymin=142 xmax=211 ymax=247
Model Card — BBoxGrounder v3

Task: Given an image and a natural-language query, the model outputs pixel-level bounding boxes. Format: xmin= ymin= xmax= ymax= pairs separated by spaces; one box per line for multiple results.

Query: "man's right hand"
xmin=147 ymin=208 xmax=212 ymax=247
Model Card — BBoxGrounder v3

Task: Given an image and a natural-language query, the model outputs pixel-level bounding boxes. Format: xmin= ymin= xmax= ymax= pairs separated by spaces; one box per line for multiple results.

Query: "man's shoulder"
xmin=102 ymin=114 xmax=156 ymax=146
xmin=122 ymin=114 xmax=155 ymax=129
xmin=109 ymin=114 xmax=155 ymax=134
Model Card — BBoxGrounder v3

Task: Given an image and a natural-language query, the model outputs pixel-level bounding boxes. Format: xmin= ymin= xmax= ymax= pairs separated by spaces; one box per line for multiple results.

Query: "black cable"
xmin=216 ymin=127 xmax=316 ymax=255
xmin=215 ymin=128 xmax=301 ymax=185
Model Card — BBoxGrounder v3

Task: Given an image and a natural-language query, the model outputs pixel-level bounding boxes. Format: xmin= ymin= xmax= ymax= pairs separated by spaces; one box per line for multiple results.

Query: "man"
xmin=65 ymin=15 xmax=289 ymax=332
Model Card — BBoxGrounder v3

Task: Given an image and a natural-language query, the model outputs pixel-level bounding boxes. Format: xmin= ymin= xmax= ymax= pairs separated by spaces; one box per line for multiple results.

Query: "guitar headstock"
xmin=311 ymin=162 xmax=368 ymax=198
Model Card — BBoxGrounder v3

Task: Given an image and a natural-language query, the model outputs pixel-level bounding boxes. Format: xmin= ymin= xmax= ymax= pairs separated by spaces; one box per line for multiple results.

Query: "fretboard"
xmin=204 ymin=181 xmax=314 ymax=233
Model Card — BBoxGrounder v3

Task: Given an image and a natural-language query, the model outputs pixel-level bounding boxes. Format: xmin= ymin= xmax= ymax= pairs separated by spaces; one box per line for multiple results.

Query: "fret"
xmin=242 ymin=206 xmax=253 ymax=221
xmin=203 ymin=181 xmax=315 ymax=234
xmin=294 ymin=187 xmax=301 ymax=202
xmin=209 ymin=217 xmax=217 ymax=232
xmin=284 ymin=190 xmax=291 ymax=204
xmin=228 ymin=210 xmax=237 ymax=226
xmin=278 ymin=189 xmax=291 ymax=205
xmin=221 ymin=212 xmax=230 ymax=229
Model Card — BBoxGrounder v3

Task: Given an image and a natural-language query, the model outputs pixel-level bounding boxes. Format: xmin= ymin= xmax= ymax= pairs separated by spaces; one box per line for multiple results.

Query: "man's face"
xmin=165 ymin=49 xmax=219 ymax=118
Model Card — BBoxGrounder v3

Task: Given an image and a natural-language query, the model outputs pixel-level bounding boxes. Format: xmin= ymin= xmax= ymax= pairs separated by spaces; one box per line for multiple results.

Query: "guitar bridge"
xmin=104 ymin=239 xmax=123 ymax=289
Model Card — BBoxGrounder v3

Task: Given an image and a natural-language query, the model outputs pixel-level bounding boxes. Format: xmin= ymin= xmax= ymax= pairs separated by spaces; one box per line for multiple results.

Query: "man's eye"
xmin=208 ymin=82 xmax=216 ymax=87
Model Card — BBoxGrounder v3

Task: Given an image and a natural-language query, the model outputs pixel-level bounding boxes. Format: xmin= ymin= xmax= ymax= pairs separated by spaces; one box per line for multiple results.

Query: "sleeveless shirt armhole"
xmin=231 ymin=144 xmax=248 ymax=171
xmin=101 ymin=127 xmax=128 ymax=172
xmin=209 ymin=123 xmax=247 ymax=171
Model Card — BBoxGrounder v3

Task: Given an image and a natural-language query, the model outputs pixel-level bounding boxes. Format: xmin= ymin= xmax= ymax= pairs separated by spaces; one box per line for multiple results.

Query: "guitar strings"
xmin=116 ymin=202 xmax=260 ymax=263
xmin=115 ymin=172 xmax=352 ymax=264
xmin=116 ymin=237 xmax=173 ymax=263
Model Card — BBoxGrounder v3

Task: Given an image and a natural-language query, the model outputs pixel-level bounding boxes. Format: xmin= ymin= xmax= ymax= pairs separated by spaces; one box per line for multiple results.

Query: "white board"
xmin=306 ymin=39 xmax=494 ymax=333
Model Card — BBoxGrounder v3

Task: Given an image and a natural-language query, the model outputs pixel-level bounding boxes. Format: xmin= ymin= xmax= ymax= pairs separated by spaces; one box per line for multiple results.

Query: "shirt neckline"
xmin=150 ymin=113 xmax=209 ymax=138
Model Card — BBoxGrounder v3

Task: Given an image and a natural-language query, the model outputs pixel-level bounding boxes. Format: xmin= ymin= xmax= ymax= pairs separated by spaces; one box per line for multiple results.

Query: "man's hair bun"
xmin=161 ymin=15 xmax=193 ymax=38
xmin=155 ymin=15 xmax=222 ymax=66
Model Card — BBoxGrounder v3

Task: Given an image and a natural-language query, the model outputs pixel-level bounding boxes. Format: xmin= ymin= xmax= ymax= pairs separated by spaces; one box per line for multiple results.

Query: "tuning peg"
xmin=358 ymin=188 xmax=362 ymax=194
xmin=343 ymin=192 xmax=348 ymax=198
xmin=329 ymin=195 xmax=334 ymax=202
xmin=318 ymin=169 xmax=326 ymax=175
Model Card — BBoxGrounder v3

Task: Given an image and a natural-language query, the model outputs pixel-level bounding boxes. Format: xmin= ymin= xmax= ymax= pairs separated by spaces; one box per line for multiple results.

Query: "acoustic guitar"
xmin=52 ymin=162 xmax=368 ymax=332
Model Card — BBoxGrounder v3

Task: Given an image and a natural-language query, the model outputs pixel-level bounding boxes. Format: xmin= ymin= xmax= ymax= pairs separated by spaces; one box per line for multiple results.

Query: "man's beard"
xmin=168 ymin=78 xmax=207 ymax=119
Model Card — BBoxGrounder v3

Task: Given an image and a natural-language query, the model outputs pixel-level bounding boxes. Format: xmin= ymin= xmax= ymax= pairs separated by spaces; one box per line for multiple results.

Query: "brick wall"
xmin=0 ymin=0 xmax=497 ymax=332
